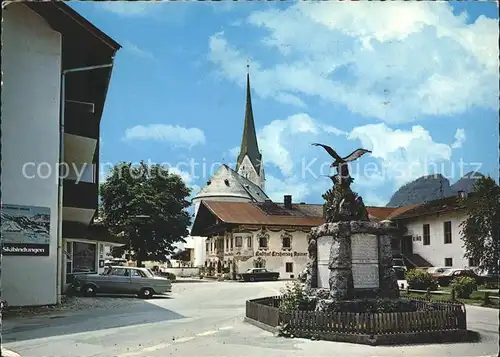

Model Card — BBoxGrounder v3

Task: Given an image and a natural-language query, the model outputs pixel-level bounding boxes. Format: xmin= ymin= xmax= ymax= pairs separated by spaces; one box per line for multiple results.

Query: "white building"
xmin=191 ymin=198 xmax=323 ymax=279
xmin=1 ymin=2 xmax=121 ymax=306
xmin=390 ymin=192 xmax=479 ymax=269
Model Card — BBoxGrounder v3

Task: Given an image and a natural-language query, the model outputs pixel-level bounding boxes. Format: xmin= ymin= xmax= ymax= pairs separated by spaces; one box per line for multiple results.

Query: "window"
xmin=72 ymin=242 xmax=97 ymax=274
xmin=206 ymin=243 xmax=209 ymax=252
xmin=110 ymin=268 xmax=128 ymax=276
xmin=230 ymin=237 xmax=234 ymax=249
xmin=259 ymin=236 xmax=268 ymax=248
xmin=247 ymin=237 xmax=252 ymax=248
xmin=468 ymin=258 xmax=477 ymax=267
xmin=226 ymin=238 xmax=229 ymax=249
xmin=423 ymin=224 xmax=430 ymax=245
xmin=235 ymin=236 xmax=242 ymax=247
xmin=282 ymin=236 xmax=291 ymax=249
xmin=444 ymin=221 xmax=452 ymax=244
xmin=131 ymin=269 xmax=145 ymax=278
xmin=285 ymin=262 xmax=293 ymax=273
xmin=445 ymin=258 xmax=453 ymax=267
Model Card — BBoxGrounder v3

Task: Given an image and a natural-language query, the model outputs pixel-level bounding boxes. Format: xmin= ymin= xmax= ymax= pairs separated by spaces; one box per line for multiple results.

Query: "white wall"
xmin=206 ymin=228 xmax=309 ymax=279
xmin=162 ymin=267 xmax=200 ymax=277
xmin=237 ymin=155 xmax=263 ymax=190
xmin=406 ymin=211 xmax=470 ymax=268
xmin=184 ymin=236 xmax=206 ymax=267
xmin=1 ymin=4 xmax=62 ymax=306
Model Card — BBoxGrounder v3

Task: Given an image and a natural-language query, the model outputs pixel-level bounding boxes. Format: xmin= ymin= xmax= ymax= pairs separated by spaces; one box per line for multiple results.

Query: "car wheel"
xmin=140 ymin=288 xmax=154 ymax=299
xmin=273 ymin=276 xmax=278 ymax=281
xmin=83 ymin=284 xmax=97 ymax=297
xmin=249 ymin=277 xmax=255 ymax=282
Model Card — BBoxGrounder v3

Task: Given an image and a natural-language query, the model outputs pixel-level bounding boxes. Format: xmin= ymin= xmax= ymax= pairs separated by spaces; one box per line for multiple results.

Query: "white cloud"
xmin=209 ymin=2 xmax=498 ymax=123
xmin=257 ymin=113 xmax=333 ymax=176
xmin=123 ymin=124 xmax=206 ymax=148
xmin=363 ymin=194 xmax=388 ymax=207
xmin=100 ymin=2 xmax=153 ymax=17
xmin=265 ymin=175 xmax=313 ymax=202
xmin=123 ymin=41 xmax=155 ymax=60
xmin=348 ymin=123 xmax=453 ymax=187
xmin=247 ymin=112 xmax=463 ymax=204
xmin=451 ymin=128 xmax=466 ymax=149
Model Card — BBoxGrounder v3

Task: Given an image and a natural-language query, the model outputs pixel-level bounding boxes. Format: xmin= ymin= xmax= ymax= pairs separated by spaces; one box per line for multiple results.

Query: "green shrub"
xmin=328 ymin=298 xmax=417 ymax=313
xmin=406 ymin=269 xmax=438 ymax=291
xmin=279 ymin=281 xmax=310 ymax=313
xmin=450 ymin=276 xmax=477 ymax=299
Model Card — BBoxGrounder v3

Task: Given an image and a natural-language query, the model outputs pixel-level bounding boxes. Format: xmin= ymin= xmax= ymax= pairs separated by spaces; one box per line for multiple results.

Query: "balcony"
xmin=63 ymin=179 xmax=97 ymax=225
xmin=64 ymin=102 xmax=99 ymax=139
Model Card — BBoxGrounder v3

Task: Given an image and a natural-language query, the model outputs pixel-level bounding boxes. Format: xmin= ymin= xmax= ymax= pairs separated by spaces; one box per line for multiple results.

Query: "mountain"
xmin=450 ymin=171 xmax=484 ymax=193
xmin=386 ymin=172 xmax=483 ymax=207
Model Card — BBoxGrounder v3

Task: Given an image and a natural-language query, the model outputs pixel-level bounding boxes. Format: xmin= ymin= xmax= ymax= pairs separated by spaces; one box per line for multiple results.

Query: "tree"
xmin=460 ymin=176 xmax=500 ymax=272
xmin=100 ymin=161 xmax=192 ymax=266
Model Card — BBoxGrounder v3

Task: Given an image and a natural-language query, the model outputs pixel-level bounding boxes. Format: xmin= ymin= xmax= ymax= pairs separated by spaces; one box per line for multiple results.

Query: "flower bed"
xmin=244 ymin=295 xmax=473 ymax=345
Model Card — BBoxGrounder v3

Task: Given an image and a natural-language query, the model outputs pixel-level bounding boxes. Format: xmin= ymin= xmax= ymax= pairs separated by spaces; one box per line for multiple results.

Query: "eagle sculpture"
xmin=313 ymin=143 xmax=371 ymax=179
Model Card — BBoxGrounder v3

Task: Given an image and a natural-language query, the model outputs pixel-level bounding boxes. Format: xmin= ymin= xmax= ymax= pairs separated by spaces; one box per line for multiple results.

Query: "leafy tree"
xmin=460 ymin=176 xmax=500 ymax=272
xmin=100 ymin=161 xmax=192 ymax=266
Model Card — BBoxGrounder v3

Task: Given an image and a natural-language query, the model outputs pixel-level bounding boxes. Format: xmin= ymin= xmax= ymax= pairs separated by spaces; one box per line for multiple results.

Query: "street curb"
xmin=1 ymin=348 xmax=21 ymax=357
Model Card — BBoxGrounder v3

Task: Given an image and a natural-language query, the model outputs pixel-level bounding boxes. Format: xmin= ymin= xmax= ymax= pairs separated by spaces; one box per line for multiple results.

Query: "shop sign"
xmin=255 ymin=251 xmax=307 ymax=257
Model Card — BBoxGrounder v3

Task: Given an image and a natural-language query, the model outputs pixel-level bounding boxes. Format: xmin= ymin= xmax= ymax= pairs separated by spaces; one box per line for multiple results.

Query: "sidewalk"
xmin=1 ymin=348 xmax=21 ymax=357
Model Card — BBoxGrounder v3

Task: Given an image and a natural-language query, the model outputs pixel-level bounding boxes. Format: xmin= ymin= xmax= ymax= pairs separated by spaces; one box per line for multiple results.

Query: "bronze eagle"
xmin=312 ymin=143 xmax=371 ymax=167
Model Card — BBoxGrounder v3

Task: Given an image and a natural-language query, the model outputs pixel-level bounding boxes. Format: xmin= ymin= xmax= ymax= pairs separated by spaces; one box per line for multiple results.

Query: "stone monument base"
xmin=304 ymin=220 xmax=399 ymax=305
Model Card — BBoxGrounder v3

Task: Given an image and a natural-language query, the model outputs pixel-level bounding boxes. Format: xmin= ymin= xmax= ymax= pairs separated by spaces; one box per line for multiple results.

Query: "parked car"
xmin=475 ymin=268 xmax=499 ymax=288
xmin=239 ymin=268 xmax=279 ymax=282
xmin=435 ymin=268 xmax=484 ymax=287
xmin=426 ymin=267 xmax=449 ymax=277
xmin=72 ymin=266 xmax=172 ymax=298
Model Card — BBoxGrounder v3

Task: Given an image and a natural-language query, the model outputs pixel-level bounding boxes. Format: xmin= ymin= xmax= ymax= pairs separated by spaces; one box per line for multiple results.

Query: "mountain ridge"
xmin=386 ymin=171 xmax=484 ymax=207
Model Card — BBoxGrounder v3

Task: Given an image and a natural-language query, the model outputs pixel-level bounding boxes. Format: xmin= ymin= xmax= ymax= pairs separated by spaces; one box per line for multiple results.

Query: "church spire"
xmin=236 ymin=66 xmax=262 ymax=173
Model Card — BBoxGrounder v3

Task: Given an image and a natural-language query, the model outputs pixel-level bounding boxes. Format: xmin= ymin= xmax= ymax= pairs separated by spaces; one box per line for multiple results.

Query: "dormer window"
xmin=224 ymin=179 xmax=230 ymax=186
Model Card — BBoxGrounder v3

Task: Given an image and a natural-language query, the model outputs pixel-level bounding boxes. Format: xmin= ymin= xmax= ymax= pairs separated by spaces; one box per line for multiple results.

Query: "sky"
xmin=71 ymin=1 xmax=499 ymax=210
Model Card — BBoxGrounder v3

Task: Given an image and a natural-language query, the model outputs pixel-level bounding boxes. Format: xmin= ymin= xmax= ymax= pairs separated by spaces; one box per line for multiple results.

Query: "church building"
xmin=191 ymin=71 xmax=269 ymax=216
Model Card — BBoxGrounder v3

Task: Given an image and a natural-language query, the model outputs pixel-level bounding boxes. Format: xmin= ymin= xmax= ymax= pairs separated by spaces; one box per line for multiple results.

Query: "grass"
xmin=439 ymin=285 xmax=499 ymax=296
xmin=402 ymin=291 xmax=499 ymax=309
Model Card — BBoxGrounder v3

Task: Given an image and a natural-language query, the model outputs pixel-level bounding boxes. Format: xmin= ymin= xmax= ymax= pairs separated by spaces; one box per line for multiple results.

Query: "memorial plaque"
xmin=317 ymin=235 xmax=334 ymax=288
xmin=351 ymin=233 xmax=379 ymax=289
xmin=352 ymin=264 xmax=380 ymax=289
xmin=351 ymin=233 xmax=378 ymax=263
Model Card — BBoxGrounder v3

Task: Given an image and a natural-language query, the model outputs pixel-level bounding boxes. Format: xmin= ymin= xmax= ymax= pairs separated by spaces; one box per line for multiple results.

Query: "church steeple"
xmin=236 ymin=67 xmax=262 ymax=174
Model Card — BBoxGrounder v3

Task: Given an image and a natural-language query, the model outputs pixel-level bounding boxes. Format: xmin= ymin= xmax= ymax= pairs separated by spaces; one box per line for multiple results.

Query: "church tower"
xmin=235 ymin=68 xmax=265 ymax=191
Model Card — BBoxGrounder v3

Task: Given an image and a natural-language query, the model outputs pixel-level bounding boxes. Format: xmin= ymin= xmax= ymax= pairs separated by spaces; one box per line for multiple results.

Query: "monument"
xmin=302 ymin=143 xmax=399 ymax=308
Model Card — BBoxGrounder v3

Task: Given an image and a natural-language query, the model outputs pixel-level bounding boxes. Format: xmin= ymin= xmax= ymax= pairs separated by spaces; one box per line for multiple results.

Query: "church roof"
xmin=236 ymin=72 xmax=262 ymax=173
xmin=192 ymin=164 xmax=269 ymax=202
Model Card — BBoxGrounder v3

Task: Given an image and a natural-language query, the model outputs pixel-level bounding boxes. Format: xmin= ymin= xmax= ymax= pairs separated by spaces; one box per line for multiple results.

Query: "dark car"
xmin=240 ymin=268 xmax=279 ymax=282
xmin=436 ymin=268 xmax=484 ymax=287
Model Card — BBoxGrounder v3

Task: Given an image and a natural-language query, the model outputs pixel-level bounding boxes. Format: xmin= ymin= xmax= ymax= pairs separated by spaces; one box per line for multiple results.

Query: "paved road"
xmin=2 ymin=281 xmax=499 ymax=357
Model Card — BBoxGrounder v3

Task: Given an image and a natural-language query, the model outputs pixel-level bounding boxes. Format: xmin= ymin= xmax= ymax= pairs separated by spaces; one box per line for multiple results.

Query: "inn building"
xmin=191 ymin=198 xmax=323 ymax=278
xmin=1 ymin=2 xmax=121 ymax=306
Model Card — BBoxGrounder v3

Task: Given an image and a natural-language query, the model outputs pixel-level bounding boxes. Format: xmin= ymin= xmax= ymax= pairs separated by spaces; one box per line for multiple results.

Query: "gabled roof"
xmin=24 ymin=2 xmax=120 ymax=51
xmin=196 ymin=201 xmax=324 ymax=229
xmin=193 ymin=164 xmax=269 ymax=203
xmin=191 ymin=200 xmax=414 ymax=236
xmin=390 ymin=195 xmax=465 ymax=220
